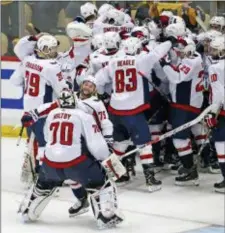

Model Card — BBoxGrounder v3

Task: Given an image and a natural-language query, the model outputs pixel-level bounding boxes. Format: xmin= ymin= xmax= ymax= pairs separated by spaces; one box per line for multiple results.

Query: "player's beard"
xmin=80 ymin=88 xmax=93 ymax=99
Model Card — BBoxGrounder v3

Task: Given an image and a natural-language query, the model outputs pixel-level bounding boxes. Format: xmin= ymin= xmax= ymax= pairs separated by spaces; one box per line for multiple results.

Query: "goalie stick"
xmin=120 ymin=104 xmax=216 ymax=159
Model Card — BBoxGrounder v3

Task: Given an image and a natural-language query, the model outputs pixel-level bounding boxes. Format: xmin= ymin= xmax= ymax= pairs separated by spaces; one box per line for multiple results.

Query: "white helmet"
xmin=131 ymin=26 xmax=150 ymax=43
xmin=209 ymin=16 xmax=225 ymax=31
xmin=160 ymin=11 xmax=174 ymax=19
xmin=80 ymin=2 xmax=97 ymax=19
xmin=91 ymin=34 xmax=104 ymax=51
xmin=210 ymin=36 xmax=225 ymax=58
xmin=204 ymin=29 xmax=222 ymax=41
xmin=82 ymin=75 xmax=96 ymax=86
xmin=66 ymin=22 xmax=92 ymax=45
xmin=107 ymin=9 xmax=125 ymax=26
xmin=174 ymin=37 xmax=196 ymax=57
xmin=165 ymin=23 xmax=186 ymax=37
xmin=98 ymin=3 xmax=114 ymax=16
xmin=103 ymin=32 xmax=121 ymax=50
xmin=169 ymin=16 xmax=186 ymax=28
xmin=37 ymin=35 xmax=58 ymax=58
xmin=148 ymin=21 xmax=161 ymax=39
xmin=123 ymin=37 xmax=142 ymax=55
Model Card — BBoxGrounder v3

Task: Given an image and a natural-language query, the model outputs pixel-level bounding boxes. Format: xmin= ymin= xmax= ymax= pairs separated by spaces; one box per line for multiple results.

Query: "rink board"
xmin=1 ymin=57 xmax=27 ymax=138
xmin=2 ymin=138 xmax=225 ymax=233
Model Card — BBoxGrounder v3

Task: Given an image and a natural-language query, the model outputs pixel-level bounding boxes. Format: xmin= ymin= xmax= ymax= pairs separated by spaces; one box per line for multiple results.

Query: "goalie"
xmin=18 ymin=89 xmax=125 ymax=229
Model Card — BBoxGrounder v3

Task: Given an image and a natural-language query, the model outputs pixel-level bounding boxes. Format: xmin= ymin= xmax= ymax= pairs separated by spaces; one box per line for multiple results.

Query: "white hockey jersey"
xmin=93 ymin=14 xmax=134 ymax=35
xmin=162 ymin=52 xmax=204 ymax=110
xmin=10 ymin=55 xmax=68 ymax=111
xmin=95 ymin=41 xmax=172 ymax=115
xmin=36 ymin=93 xmax=113 ymax=137
xmin=43 ymin=108 xmax=110 ymax=168
xmin=208 ymin=59 xmax=225 ymax=115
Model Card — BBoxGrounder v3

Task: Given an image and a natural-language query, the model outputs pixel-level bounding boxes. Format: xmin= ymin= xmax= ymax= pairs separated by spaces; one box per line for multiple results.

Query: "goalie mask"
xmin=36 ymin=35 xmax=59 ymax=59
xmin=59 ymin=89 xmax=76 ymax=109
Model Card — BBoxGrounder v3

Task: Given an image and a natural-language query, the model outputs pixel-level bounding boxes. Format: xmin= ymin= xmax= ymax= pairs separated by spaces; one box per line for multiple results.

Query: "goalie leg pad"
xmin=90 ymin=180 xmax=124 ymax=229
xmin=18 ymin=180 xmax=58 ymax=222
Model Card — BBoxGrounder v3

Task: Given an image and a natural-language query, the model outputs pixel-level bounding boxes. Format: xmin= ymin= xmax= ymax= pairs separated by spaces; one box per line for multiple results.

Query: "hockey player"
xmin=204 ymin=36 xmax=225 ymax=193
xmin=95 ymin=36 xmax=175 ymax=192
xmin=90 ymin=31 xmax=124 ymax=75
xmin=93 ymin=8 xmax=134 ymax=35
xmin=80 ymin=2 xmax=98 ymax=29
xmin=18 ymin=89 xmax=125 ymax=228
xmin=159 ymin=26 xmax=207 ymax=186
xmin=12 ymin=22 xmax=92 ymax=186
xmin=209 ymin=16 xmax=225 ymax=33
xmin=11 ymin=34 xmax=70 ymax=185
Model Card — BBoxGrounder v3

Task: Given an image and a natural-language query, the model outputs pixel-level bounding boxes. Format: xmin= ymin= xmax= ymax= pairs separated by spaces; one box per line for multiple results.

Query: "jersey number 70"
xmin=50 ymin=122 xmax=73 ymax=146
xmin=115 ymin=68 xmax=137 ymax=93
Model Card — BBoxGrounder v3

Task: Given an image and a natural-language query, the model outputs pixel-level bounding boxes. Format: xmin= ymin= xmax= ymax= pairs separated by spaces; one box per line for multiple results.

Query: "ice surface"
xmin=2 ymin=138 xmax=225 ymax=233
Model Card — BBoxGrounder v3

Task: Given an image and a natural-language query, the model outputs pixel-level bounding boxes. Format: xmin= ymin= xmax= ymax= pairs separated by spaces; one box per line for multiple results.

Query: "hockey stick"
xmin=120 ymin=104 xmax=216 ymax=159
xmin=28 ymin=132 xmax=36 ymax=182
xmin=16 ymin=126 xmax=24 ymax=146
xmin=26 ymin=23 xmax=41 ymax=35
xmin=195 ymin=16 xmax=207 ymax=32
xmin=138 ymin=71 xmax=171 ymax=103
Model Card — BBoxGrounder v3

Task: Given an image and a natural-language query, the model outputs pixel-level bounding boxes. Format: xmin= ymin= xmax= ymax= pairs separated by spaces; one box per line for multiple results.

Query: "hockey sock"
xmin=180 ymin=154 xmax=194 ymax=169
xmin=72 ymin=186 xmax=88 ymax=200
xmin=219 ymin=163 xmax=225 ymax=178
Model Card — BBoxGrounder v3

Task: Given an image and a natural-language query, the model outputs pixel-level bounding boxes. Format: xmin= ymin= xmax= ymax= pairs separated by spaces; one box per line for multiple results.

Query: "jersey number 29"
xmin=50 ymin=122 xmax=73 ymax=146
xmin=25 ymin=71 xmax=40 ymax=96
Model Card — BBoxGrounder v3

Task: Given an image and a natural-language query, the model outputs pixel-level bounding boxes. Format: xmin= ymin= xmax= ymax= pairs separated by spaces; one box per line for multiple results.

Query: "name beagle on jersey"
xmin=117 ymin=59 xmax=135 ymax=67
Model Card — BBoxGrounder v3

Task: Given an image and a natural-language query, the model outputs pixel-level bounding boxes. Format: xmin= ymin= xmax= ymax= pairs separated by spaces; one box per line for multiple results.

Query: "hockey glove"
xmin=204 ymin=112 xmax=218 ymax=128
xmin=21 ymin=110 xmax=39 ymax=127
xmin=104 ymin=135 xmax=114 ymax=151
xmin=166 ymin=36 xmax=178 ymax=47
xmin=159 ymin=58 xmax=171 ymax=67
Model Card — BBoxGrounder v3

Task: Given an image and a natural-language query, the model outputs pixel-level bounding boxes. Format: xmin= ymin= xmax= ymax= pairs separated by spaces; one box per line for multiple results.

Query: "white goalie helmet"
xmin=80 ymin=2 xmax=97 ymax=19
xmin=98 ymin=3 xmax=114 ymax=16
xmin=123 ymin=37 xmax=142 ymax=55
xmin=209 ymin=16 xmax=225 ymax=31
xmin=66 ymin=22 xmax=92 ymax=45
xmin=107 ymin=9 xmax=125 ymax=26
xmin=36 ymin=35 xmax=58 ymax=58
xmin=165 ymin=23 xmax=186 ymax=37
xmin=91 ymin=34 xmax=104 ymax=51
xmin=210 ymin=36 xmax=225 ymax=58
xmin=59 ymin=89 xmax=76 ymax=109
xmin=169 ymin=15 xmax=186 ymax=28
xmin=103 ymin=32 xmax=121 ymax=50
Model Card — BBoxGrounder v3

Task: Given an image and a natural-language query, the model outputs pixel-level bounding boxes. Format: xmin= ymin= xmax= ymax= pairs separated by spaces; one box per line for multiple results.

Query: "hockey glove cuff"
xmin=21 ymin=109 xmax=39 ymax=127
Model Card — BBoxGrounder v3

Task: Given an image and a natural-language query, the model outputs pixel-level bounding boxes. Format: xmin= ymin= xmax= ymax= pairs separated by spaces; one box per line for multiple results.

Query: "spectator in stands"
xmin=29 ymin=1 xmax=69 ymax=33
xmin=1 ymin=0 xmax=19 ymax=54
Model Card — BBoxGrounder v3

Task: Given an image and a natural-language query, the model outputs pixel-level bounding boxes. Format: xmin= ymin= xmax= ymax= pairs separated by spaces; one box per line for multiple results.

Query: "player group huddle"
xmin=10 ymin=2 xmax=225 ymax=230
